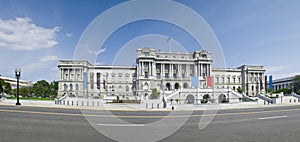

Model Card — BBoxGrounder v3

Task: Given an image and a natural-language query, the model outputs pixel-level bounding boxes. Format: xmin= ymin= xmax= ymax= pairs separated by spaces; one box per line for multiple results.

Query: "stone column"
xmin=170 ymin=63 xmax=173 ymax=78
xmin=206 ymin=64 xmax=209 ymax=77
xmin=150 ymin=62 xmax=152 ymax=76
xmin=178 ymin=64 xmax=181 ymax=78
xmin=187 ymin=64 xmax=190 ymax=77
xmin=67 ymin=69 xmax=70 ymax=80
xmin=60 ymin=68 xmax=63 ymax=80
xmin=162 ymin=63 xmax=164 ymax=78
xmin=141 ymin=62 xmax=144 ymax=76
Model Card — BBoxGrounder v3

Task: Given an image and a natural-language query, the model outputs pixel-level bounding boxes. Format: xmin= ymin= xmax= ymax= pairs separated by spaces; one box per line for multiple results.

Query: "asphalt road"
xmin=0 ymin=105 xmax=299 ymax=142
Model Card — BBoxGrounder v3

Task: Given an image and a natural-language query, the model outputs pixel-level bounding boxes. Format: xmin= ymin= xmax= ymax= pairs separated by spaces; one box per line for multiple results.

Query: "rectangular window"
xmin=126 ymin=75 xmax=129 ymax=81
xmin=119 ymin=74 xmax=122 ymax=80
xmin=190 ymin=65 xmax=194 ymax=76
xmin=157 ymin=73 xmax=161 ymax=79
xmin=111 ymin=74 xmax=115 ymax=80
xmin=145 ymin=72 xmax=149 ymax=78
xmin=65 ymin=74 xmax=68 ymax=80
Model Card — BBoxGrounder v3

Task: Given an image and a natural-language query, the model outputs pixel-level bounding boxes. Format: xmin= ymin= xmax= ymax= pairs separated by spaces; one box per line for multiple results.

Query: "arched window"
xmin=126 ymin=86 xmax=129 ymax=92
xmin=64 ymin=84 xmax=68 ymax=91
xmin=111 ymin=85 xmax=115 ymax=92
xmin=174 ymin=83 xmax=180 ymax=90
xmin=166 ymin=83 xmax=171 ymax=90
xmin=144 ymin=82 xmax=149 ymax=90
xmin=69 ymin=84 xmax=73 ymax=91
xmin=118 ymin=73 xmax=123 ymax=80
xmin=111 ymin=73 xmax=115 ymax=80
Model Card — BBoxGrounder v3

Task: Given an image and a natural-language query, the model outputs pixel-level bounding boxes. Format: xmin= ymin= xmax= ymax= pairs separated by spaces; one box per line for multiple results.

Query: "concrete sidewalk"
xmin=1 ymin=99 xmax=300 ymax=111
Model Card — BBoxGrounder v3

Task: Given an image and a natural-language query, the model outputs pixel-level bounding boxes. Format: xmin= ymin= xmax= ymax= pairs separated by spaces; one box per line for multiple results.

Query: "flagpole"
xmin=168 ymin=38 xmax=171 ymax=52
xmin=166 ymin=37 xmax=171 ymax=52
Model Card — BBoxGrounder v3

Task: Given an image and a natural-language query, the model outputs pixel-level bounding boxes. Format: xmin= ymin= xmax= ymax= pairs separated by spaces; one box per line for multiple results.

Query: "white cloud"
xmin=40 ymin=55 xmax=58 ymax=62
xmin=272 ymin=72 xmax=300 ymax=80
xmin=21 ymin=56 xmax=58 ymax=70
xmin=19 ymin=55 xmax=59 ymax=81
xmin=265 ymin=65 xmax=289 ymax=74
xmin=88 ymin=48 xmax=106 ymax=55
xmin=66 ymin=32 xmax=73 ymax=37
xmin=0 ymin=17 xmax=59 ymax=50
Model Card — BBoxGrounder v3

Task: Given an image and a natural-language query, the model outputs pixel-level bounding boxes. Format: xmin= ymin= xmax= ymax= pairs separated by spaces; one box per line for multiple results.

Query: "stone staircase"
xmin=165 ymin=90 xmax=180 ymax=101
xmin=291 ymin=92 xmax=300 ymax=99
xmin=257 ymin=93 xmax=273 ymax=104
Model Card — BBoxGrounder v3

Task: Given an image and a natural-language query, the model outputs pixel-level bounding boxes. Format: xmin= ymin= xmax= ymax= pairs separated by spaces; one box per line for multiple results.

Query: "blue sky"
xmin=0 ymin=0 xmax=300 ymax=82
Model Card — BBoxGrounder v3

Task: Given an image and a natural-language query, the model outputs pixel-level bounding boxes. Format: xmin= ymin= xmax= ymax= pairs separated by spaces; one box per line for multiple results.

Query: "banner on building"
xmin=90 ymin=72 xmax=94 ymax=89
xmin=83 ymin=72 xmax=87 ymax=90
xmin=269 ymin=75 xmax=273 ymax=90
xmin=206 ymin=76 xmax=214 ymax=87
xmin=191 ymin=76 xmax=198 ymax=88
xmin=265 ymin=76 xmax=268 ymax=92
xmin=103 ymin=73 xmax=107 ymax=90
xmin=97 ymin=73 xmax=101 ymax=90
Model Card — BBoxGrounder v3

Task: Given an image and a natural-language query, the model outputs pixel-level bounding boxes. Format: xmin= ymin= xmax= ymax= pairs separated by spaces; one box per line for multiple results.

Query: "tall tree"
xmin=293 ymin=75 xmax=300 ymax=94
xmin=32 ymin=80 xmax=51 ymax=97
xmin=0 ymin=78 xmax=12 ymax=95
xmin=50 ymin=81 xmax=58 ymax=97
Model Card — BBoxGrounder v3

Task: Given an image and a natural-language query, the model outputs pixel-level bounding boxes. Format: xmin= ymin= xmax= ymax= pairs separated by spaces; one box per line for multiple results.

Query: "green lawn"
xmin=6 ymin=97 xmax=55 ymax=101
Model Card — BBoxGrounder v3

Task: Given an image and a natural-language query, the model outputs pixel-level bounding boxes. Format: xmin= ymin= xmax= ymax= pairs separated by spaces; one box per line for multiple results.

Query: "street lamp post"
xmin=15 ymin=69 xmax=21 ymax=105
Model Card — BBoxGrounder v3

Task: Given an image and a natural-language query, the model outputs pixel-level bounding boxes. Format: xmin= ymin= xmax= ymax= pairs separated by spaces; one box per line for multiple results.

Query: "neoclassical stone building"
xmin=136 ymin=48 xmax=212 ymax=98
xmin=58 ymin=48 xmax=266 ymax=103
xmin=58 ymin=60 xmax=136 ymax=100
xmin=212 ymin=65 xmax=266 ymax=97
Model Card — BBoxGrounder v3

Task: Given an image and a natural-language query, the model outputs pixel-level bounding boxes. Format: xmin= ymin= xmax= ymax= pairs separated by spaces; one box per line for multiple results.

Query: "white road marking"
xmin=98 ymin=123 xmax=144 ymax=127
xmin=258 ymin=115 xmax=288 ymax=120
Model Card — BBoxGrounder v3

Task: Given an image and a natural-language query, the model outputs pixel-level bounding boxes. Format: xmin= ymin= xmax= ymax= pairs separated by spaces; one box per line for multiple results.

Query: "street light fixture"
xmin=15 ymin=68 xmax=21 ymax=105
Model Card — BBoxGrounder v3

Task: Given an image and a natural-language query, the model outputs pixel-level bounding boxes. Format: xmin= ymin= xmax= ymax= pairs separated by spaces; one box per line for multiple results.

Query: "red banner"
xmin=207 ymin=76 xmax=214 ymax=87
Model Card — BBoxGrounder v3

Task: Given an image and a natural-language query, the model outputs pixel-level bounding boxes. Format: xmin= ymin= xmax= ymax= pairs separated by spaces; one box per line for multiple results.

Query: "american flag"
xmin=166 ymin=37 xmax=171 ymax=43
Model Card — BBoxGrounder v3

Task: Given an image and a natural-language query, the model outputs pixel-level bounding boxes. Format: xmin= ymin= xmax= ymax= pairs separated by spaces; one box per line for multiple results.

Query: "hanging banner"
xmin=269 ymin=75 xmax=273 ymax=90
xmin=83 ymin=72 xmax=87 ymax=90
xmin=206 ymin=76 xmax=214 ymax=87
xmin=90 ymin=72 xmax=94 ymax=89
xmin=97 ymin=73 xmax=101 ymax=90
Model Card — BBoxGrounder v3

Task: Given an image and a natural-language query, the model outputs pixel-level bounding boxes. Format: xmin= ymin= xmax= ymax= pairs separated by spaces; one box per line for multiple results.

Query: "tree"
xmin=275 ymin=88 xmax=291 ymax=94
xmin=50 ymin=81 xmax=58 ymax=98
xmin=293 ymin=75 xmax=300 ymax=94
xmin=0 ymin=78 xmax=12 ymax=95
xmin=19 ymin=87 xmax=33 ymax=97
xmin=32 ymin=80 xmax=51 ymax=97
xmin=10 ymin=80 xmax=58 ymax=98
xmin=150 ymin=88 xmax=160 ymax=99
xmin=237 ymin=87 xmax=243 ymax=94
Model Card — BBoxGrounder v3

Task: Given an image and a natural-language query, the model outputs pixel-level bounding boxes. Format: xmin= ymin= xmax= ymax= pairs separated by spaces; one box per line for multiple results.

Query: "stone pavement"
xmin=0 ymin=99 xmax=300 ymax=111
